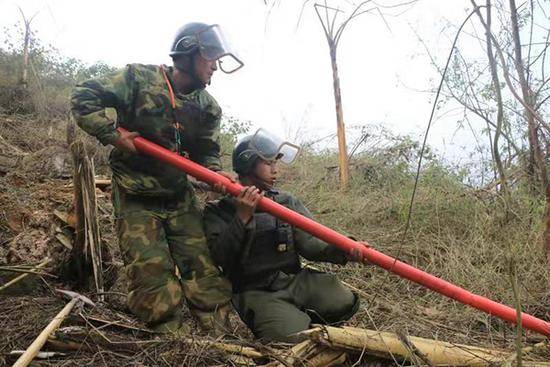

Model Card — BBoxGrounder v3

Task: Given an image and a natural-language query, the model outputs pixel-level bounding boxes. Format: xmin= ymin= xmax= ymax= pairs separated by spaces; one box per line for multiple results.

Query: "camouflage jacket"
xmin=203 ymin=189 xmax=348 ymax=291
xmin=71 ymin=64 xmax=222 ymax=196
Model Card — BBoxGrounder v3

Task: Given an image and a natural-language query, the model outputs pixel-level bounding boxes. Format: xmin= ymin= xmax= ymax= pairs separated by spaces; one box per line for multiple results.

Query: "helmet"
xmin=170 ymin=22 xmax=209 ymax=57
xmin=232 ymin=129 xmax=300 ymax=175
xmin=170 ymin=23 xmax=243 ymax=73
xmin=232 ymin=136 xmax=261 ymax=175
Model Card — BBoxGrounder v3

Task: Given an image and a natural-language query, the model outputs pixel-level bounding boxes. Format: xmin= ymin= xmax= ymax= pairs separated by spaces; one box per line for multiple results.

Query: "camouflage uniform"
xmin=204 ymin=189 xmax=359 ymax=342
xmin=71 ymin=64 xmax=232 ymax=331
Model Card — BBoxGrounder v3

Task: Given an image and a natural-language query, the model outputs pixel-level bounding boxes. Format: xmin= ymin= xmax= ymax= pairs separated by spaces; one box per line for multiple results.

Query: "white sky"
xmin=1 ymin=0 xmax=544 ymax=163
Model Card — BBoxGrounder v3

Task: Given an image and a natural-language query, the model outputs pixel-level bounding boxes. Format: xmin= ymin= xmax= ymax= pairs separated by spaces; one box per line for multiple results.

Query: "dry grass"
xmin=0 ymin=114 xmax=548 ymax=365
xmin=279 ymin=148 xmax=549 ymax=352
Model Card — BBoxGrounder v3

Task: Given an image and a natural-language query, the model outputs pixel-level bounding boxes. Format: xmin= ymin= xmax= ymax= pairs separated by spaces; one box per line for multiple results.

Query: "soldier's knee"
xmin=127 ymin=278 xmax=183 ymax=324
xmin=326 ymin=290 xmax=360 ymax=324
xmin=254 ymin=312 xmax=311 ymax=343
xmin=308 ymin=277 xmax=359 ymax=324
xmin=126 ymin=258 xmax=175 ymax=288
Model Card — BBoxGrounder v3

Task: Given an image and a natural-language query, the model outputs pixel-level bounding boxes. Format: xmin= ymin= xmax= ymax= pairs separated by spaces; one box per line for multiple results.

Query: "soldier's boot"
xmin=150 ymin=312 xmax=190 ymax=337
xmin=192 ymin=304 xmax=233 ymax=336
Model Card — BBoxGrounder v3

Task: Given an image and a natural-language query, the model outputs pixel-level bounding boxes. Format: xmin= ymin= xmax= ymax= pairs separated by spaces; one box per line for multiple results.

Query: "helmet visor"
xmin=250 ymin=128 xmax=300 ymax=165
xmin=196 ymin=24 xmax=244 ymax=73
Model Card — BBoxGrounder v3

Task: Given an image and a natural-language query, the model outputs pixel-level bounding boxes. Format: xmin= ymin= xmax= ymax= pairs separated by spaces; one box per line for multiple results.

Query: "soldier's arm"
xmin=290 ymin=196 xmax=348 ymax=265
xmin=190 ymin=99 xmax=222 ymax=171
xmin=70 ymin=65 xmax=135 ymax=146
xmin=203 ymin=202 xmax=255 ymax=271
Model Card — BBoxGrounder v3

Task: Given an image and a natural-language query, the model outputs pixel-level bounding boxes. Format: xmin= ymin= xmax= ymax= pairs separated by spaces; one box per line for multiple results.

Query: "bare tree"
xmin=17 ymin=6 xmax=39 ymax=89
xmin=312 ymin=1 xmax=417 ymax=187
xmin=471 ymin=0 xmax=550 ymax=253
xmin=508 ymin=0 xmax=550 ymax=254
xmin=314 ymin=1 xmax=356 ymax=187
xmin=483 ymin=1 xmax=507 ymax=196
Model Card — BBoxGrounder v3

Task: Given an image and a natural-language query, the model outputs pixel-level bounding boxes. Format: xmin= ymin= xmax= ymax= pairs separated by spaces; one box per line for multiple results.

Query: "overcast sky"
xmin=2 ymin=0 xmax=542 ymax=163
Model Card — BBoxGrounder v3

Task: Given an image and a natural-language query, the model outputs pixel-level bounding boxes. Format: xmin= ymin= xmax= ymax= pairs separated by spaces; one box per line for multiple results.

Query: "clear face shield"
xmin=196 ymin=24 xmax=244 ymax=73
xmin=250 ymin=128 xmax=300 ymax=165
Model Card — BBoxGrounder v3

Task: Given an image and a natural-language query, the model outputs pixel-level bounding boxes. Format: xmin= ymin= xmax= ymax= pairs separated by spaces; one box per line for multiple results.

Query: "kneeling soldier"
xmin=204 ymin=130 xmax=365 ymax=343
xmin=71 ymin=23 xmax=241 ymax=334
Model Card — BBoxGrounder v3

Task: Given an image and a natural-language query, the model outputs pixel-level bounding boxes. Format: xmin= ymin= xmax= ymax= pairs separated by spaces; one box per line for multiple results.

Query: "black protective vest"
xmin=235 ymin=211 xmax=301 ymax=291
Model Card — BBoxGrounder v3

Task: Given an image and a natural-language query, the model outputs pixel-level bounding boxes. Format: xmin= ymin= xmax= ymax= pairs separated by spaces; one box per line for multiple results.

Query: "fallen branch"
xmin=0 ymin=257 xmax=51 ymax=292
xmin=9 ymin=350 xmax=65 ymax=359
xmin=0 ymin=267 xmax=55 ymax=277
xmin=50 ymin=325 xmax=266 ymax=360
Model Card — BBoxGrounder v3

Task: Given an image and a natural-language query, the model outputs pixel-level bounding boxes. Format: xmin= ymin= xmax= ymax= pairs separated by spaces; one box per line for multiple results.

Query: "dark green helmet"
xmin=170 ymin=22 xmax=209 ymax=57
xmin=232 ymin=129 xmax=300 ymax=175
xmin=232 ymin=136 xmax=261 ymax=175
xmin=170 ymin=23 xmax=244 ymax=73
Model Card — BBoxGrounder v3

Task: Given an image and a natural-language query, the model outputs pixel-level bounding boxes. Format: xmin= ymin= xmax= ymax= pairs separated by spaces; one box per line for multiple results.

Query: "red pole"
xmin=123 ymin=129 xmax=550 ymax=337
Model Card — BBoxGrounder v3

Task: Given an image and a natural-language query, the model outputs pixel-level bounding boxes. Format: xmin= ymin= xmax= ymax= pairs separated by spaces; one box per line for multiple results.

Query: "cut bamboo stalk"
xmin=71 ymin=141 xmax=104 ymax=300
xmin=305 ymin=349 xmax=346 ymax=367
xmin=278 ymin=340 xmax=319 ymax=366
xmin=71 ymin=141 xmax=90 ymax=288
xmin=12 ymin=297 xmax=79 ymax=367
xmin=12 ymin=290 xmax=94 ymax=367
xmin=300 ymin=326 xmax=511 ymax=366
xmin=192 ymin=339 xmax=264 ymax=359
xmin=0 ymin=257 xmax=51 ymax=292
xmin=269 ymin=340 xmax=347 ymax=367
xmin=94 ymin=179 xmax=111 ymax=187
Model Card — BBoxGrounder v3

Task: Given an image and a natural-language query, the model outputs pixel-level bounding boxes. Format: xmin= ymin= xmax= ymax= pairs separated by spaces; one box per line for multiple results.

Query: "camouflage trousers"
xmin=112 ymin=183 xmax=232 ymax=329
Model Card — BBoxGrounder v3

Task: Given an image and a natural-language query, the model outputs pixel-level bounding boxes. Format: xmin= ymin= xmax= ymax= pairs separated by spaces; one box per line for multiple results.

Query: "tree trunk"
xmin=329 ymin=44 xmax=349 ymax=188
xmin=509 ymin=0 xmax=550 ymax=254
xmin=69 ymin=140 xmax=105 ymax=296
xmin=484 ymin=1 xmax=509 ymax=203
xmin=20 ymin=22 xmax=30 ymax=88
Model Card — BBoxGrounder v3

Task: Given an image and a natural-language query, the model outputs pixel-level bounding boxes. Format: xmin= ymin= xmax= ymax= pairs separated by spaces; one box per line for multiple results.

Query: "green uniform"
xmin=71 ymin=63 xmax=231 ymax=330
xmin=204 ymin=189 xmax=359 ymax=342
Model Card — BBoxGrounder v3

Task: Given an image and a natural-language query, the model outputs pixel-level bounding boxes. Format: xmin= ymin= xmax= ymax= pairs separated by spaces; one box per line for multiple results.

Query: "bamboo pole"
xmin=268 ymin=339 xmax=347 ymax=367
xmin=12 ymin=297 xmax=79 ymax=367
xmin=300 ymin=326 xmax=511 ymax=366
xmin=330 ymin=44 xmax=349 ymax=188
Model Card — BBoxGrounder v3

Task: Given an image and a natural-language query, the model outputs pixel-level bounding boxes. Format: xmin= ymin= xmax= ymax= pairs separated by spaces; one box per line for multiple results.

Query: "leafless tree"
xmin=312 ymin=0 xmax=417 ymax=187
xmin=470 ymin=0 xmax=550 ymax=253
xmin=17 ymin=6 xmax=39 ymax=89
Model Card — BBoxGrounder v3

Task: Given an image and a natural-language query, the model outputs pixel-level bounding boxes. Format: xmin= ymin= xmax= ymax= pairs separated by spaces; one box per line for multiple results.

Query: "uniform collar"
xmin=264 ymin=188 xmax=279 ymax=198
xmin=164 ymin=64 xmax=205 ymax=96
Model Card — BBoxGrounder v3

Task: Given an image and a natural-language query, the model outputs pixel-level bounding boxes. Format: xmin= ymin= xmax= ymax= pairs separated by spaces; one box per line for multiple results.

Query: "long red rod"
xmin=123 ymin=129 xmax=550 ymax=336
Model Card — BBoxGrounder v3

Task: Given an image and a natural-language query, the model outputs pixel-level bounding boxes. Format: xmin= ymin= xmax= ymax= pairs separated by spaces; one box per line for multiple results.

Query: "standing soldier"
xmin=204 ymin=130 xmax=365 ymax=343
xmin=71 ymin=23 xmax=241 ymax=334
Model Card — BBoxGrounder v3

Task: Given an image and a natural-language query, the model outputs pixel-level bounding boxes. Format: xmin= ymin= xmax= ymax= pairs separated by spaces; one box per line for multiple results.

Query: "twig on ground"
xmin=0 ymin=257 xmax=51 ymax=292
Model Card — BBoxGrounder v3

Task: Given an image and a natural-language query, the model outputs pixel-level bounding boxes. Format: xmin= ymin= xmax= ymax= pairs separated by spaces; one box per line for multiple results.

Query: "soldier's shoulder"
xmin=274 ymin=189 xmax=295 ymax=200
xmin=124 ymin=63 xmax=164 ymax=82
xmin=197 ymin=89 xmax=221 ymax=116
xmin=277 ymin=190 xmax=307 ymax=209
